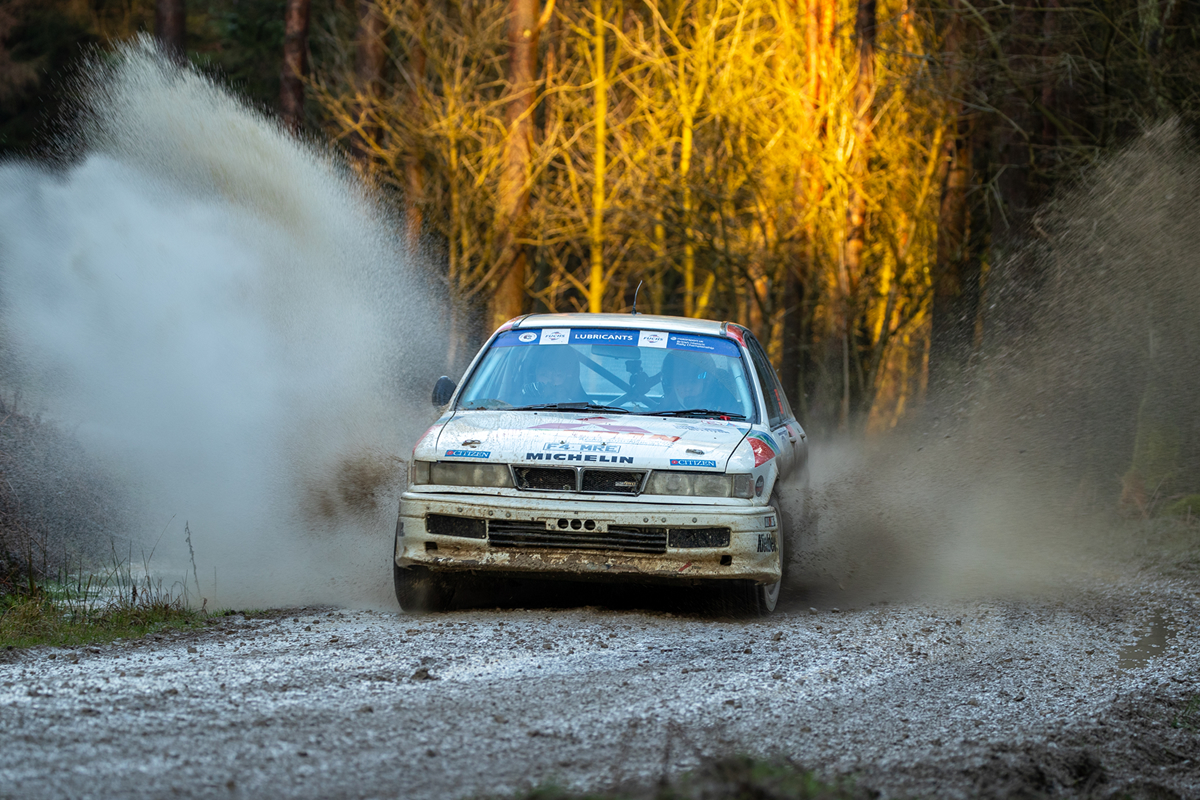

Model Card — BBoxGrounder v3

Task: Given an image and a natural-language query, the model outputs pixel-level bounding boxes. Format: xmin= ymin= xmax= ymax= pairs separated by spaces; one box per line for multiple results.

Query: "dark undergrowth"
xmin=0 ymin=393 xmax=130 ymax=600
xmin=0 ymin=394 xmax=197 ymax=649
xmin=509 ymin=756 xmax=862 ymax=800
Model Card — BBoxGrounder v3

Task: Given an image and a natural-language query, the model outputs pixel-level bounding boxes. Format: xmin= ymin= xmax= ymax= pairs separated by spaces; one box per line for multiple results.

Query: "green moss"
xmin=1128 ymin=418 xmax=1181 ymax=497
xmin=1163 ymin=494 xmax=1200 ymax=517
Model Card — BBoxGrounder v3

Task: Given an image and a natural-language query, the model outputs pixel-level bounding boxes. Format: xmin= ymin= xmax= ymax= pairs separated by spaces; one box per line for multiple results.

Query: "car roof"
xmin=512 ymin=313 xmax=729 ymax=337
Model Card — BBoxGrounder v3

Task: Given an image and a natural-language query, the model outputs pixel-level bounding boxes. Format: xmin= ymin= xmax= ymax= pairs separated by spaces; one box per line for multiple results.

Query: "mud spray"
xmin=787 ymin=121 xmax=1200 ymax=606
xmin=0 ymin=40 xmax=442 ymax=608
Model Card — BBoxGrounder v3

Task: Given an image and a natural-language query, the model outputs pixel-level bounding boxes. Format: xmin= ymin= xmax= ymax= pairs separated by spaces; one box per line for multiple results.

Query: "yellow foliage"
xmin=312 ymin=0 xmax=954 ymax=426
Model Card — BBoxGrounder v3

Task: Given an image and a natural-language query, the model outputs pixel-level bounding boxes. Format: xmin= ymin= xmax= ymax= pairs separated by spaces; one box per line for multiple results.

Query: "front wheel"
xmin=719 ymin=576 xmax=781 ymax=616
xmin=718 ymin=490 xmax=787 ymax=616
xmin=394 ymin=563 xmax=454 ymax=612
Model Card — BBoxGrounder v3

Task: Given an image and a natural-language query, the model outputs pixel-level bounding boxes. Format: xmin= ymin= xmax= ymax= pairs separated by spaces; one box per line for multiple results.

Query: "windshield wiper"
xmin=508 ymin=402 xmax=630 ymax=414
xmin=647 ymin=408 xmax=747 ymax=420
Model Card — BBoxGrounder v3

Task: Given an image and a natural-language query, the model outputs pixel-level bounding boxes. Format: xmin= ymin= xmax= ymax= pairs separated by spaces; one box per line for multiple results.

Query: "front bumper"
xmin=395 ymin=491 xmax=781 ymax=585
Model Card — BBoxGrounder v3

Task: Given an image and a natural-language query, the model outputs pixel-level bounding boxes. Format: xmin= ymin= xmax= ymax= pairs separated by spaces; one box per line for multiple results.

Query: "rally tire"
xmin=720 ymin=490 xmax=787 ymax=616
xmin=394 ymin=564 xmax=454 ymax=613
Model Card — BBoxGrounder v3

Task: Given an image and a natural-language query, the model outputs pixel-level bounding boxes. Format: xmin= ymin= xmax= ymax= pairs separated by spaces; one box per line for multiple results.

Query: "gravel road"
xmin=2 ymin=576 xmax=1198 ymax=800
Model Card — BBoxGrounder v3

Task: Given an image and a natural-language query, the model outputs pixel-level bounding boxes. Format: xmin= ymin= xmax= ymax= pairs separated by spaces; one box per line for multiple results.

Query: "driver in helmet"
xmin=658 ymin=350 xmax=737 ymax=413
xmin=524 ymin=345 xmax=585 ymax=404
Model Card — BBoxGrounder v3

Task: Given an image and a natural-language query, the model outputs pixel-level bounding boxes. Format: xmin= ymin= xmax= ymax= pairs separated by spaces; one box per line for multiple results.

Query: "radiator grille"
xmin=487 ymin=520 xmax=667 ymax=554
xmin=581 ymin=470 xmax=645 ymax=494
xmin=514 ymin=467 xmax=576 ymax=491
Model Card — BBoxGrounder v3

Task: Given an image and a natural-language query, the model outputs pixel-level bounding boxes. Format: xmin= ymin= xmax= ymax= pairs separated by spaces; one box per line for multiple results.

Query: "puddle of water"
xmin=1118 ymin=612 xmax=1176 ymax=670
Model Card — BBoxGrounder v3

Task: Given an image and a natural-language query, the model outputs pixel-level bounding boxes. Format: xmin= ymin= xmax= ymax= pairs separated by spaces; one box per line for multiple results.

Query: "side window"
xmin=746 ymin=337 xmax=785 ymax=428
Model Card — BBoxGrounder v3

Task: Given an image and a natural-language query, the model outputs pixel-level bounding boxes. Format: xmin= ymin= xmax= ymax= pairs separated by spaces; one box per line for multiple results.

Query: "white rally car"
xmin=395 ymin=313 xmax=806 ymax=615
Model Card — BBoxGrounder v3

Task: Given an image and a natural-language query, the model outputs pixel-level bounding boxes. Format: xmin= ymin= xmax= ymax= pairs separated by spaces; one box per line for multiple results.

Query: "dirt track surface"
xmin=2 ymin=580 xmax=1198 ymax=800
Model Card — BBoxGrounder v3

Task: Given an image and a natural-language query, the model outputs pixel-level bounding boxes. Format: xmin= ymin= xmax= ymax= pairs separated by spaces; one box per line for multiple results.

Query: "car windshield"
xmin=457 ymin=327 xmax=756 ymax=420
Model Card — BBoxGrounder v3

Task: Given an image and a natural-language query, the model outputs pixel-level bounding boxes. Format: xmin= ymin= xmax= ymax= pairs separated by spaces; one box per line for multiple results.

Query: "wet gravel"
xmin=1 ymin=578 xmax=1198 ymax=799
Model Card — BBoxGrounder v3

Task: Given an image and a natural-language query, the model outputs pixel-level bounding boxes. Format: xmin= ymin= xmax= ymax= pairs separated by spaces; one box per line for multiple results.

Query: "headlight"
xmin=412 ymin=460 xmax=512 ymax=488
xmin=432 ymin=461 xmax=513 ymax=488
xmin=644 ymin=471 xmax=752 ymax=498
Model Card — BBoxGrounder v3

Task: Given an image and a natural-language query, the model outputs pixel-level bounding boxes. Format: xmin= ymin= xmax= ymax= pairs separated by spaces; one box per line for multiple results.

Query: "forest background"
xmin=1 ymin=0 xmax=1199 ymax=519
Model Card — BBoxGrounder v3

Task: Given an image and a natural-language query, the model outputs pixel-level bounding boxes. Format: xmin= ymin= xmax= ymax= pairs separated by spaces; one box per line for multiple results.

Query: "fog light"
xmin=668 ymin=527 xmax=731 ymax=548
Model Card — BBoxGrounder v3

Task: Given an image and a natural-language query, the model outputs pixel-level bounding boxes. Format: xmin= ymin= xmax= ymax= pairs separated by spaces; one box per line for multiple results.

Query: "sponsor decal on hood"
xmin=526 ymin=452 xmax=634 ymax=463
xmin=529 ymin=417 xmax=681 ymax=443
xmin=435 ymin=411 xmax=750 ymax=471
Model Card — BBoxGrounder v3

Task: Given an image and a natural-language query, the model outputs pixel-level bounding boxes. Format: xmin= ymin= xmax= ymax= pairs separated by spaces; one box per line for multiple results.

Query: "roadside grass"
xmin=1171 ymin=694 xmax=1200 ymax=731
xmin=0 ymin=557 xmax=204 ymax=650
xmin=509 ymin=756 xmax=861 ymax=800
xmin=0 ymin=590 xmax=202 ymax=650
xmin=1100 ymin=514 xmax=1200 ymax=580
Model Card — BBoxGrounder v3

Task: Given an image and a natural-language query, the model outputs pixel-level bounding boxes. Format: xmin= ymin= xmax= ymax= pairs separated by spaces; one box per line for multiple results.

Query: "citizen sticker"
xmin=444 ymin=450 xmax=490 ymax=459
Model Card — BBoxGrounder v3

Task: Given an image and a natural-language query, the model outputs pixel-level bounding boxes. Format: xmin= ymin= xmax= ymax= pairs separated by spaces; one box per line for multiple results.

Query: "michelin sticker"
xmin=445 ymin=449 xmax=491 ymax=458
xmin=526 ymin=452 xmax=634 ymax=463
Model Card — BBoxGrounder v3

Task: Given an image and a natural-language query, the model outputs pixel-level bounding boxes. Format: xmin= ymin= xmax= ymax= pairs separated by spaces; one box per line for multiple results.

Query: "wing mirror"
xmin=432 ymin=376 xmax=456 ymax=406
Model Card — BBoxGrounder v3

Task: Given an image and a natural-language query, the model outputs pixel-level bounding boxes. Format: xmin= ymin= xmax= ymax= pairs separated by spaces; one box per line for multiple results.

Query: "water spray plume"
xmin=0 ymin=38 xmax=442 ymax=608
xmin=787 ymin=122 xmax=1200 ymax=604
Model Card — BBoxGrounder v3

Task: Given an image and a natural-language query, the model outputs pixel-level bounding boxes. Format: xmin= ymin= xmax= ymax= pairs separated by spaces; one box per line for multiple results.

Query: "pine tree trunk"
xmin=280 ymin=0 xmax=311 ymax=133
xmin=492 ymin=0 xmax=541 ymax=329
xmin=843 ymin=0 xmax=875 ymax=424
xmin=350 ymin=0 xmax=386 ymax=158
xmin=842 ymin=0 xmax=875 ymax=283
xmin=404 ymin=4 xmax=427 ymax=250
xmin=154 ymin=0 xmax=186 ymax=63
xmin=779 ymin=261 xmax=808 ymax=417
xmin=929 ymin=120 xmax=977 ymax=396
xmin=587 ymin=0 xmax=607 ymax=314
xmin=928 ymin=0 xmax=980 ymax=403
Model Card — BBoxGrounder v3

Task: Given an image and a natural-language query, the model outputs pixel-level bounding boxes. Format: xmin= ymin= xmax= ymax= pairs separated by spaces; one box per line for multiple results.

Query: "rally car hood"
xmin=432 ymin=411 xmax=751 ymax=471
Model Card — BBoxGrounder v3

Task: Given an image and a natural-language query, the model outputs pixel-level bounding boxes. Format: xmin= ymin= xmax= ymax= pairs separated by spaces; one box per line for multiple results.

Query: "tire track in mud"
xmin=1 ymin=579 xmax=1197 ymax=799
